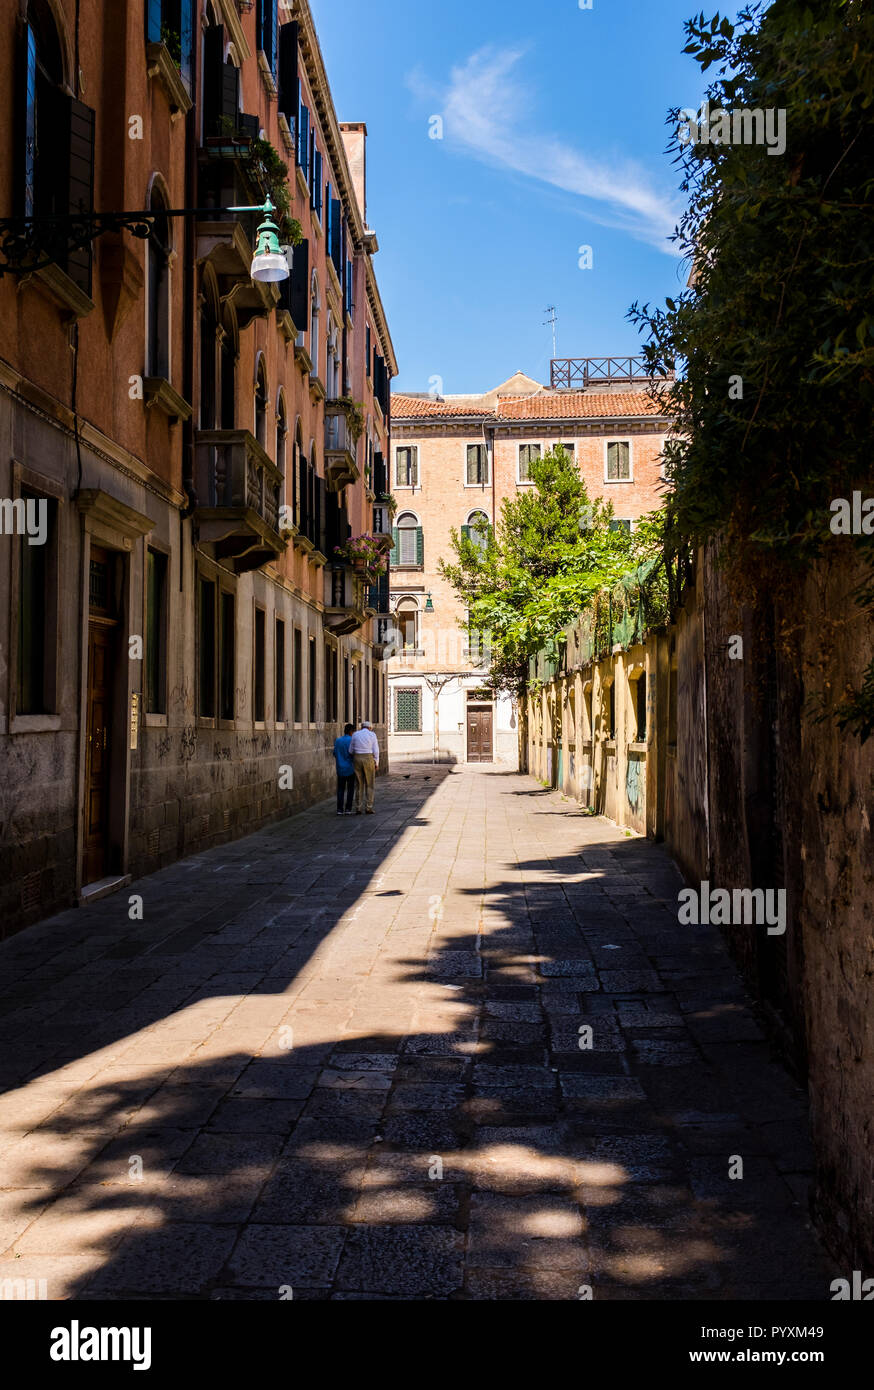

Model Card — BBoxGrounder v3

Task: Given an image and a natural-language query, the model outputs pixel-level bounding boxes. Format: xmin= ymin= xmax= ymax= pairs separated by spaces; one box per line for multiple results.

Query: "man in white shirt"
xmin=349 ymin=721 xmax=380 ymax=814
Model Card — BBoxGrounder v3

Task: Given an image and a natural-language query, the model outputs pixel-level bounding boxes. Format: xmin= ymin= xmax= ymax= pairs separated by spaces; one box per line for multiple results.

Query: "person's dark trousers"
xmin=337 ymin=773 xmax=356 ymax=813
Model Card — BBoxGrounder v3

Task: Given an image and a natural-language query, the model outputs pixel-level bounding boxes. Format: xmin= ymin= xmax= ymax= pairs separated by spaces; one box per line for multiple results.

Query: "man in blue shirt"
xmin=333 ymin=723 xmax=356 ymax=815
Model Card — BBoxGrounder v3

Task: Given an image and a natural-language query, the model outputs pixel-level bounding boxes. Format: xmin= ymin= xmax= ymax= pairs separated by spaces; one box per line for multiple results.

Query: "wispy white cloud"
xmin=407 ymin=45 xmax=680 ymax=255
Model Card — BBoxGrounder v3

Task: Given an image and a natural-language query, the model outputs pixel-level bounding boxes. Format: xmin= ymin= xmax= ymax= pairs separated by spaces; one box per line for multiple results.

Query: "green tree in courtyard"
xmin=439 ymin=447 xmax=666 ymax=697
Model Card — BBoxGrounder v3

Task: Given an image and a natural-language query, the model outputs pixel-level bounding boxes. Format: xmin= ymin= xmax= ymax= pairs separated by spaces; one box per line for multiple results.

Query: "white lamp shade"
xmin=251 ymin=250 xmax=290 ymax=283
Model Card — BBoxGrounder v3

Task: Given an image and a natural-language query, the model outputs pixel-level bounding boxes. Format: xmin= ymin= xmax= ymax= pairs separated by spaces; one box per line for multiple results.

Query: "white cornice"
xmin=216 ymin=0 xmax=251 ymax=62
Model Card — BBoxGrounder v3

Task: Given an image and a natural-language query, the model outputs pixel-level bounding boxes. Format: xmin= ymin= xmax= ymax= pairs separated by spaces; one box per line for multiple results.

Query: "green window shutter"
xmin=390 ymin=526 xmax=399 ymax=566
xmin=415 ymin=527 xmax=424 ymax=566
xmin=461 ymin=525 xmax=470 ymax=543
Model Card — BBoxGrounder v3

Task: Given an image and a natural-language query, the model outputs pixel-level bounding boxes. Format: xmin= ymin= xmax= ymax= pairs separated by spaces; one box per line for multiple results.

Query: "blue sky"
xmin=310 ymin=0 xmax=726 ymax=394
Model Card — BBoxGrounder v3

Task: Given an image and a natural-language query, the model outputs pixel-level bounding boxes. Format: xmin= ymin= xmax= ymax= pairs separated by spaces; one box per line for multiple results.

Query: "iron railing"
xmin=549 ymin=356 xmax=674 ymax=390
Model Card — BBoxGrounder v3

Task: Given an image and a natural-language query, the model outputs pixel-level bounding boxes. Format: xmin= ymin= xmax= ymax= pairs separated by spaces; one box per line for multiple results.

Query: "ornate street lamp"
xmin=0 ymin=198 xmax=290 ymax=282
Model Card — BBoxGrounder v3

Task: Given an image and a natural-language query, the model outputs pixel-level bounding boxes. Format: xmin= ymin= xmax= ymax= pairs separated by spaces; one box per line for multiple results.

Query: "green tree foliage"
xmin=630 ymin=0 xmax=874 ymax=735
xmin=439 ymin=447 xmax=665 ymax=696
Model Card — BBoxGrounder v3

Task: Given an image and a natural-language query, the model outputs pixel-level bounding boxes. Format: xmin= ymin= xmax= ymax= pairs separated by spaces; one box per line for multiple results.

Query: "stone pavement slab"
xmin=0 ymin=765 xmax=834 ymax=1299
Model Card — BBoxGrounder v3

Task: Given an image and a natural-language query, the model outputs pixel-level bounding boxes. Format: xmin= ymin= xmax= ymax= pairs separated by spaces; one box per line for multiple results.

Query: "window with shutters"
xmin=464 ymin=510 xmax=490 ymax=556
xmin=254 ymin=606 xmax=266 ymax=722
xmin=146 ymin=1 xmax=195 ymax=90
xmin=293 ymin=627 xmax=303 ymax=722
xmin=465 ymin=443 xmax=489 ymax=485
xmin=396 ymin=446 xmax=418 ymax=487
xmin=276 ymin=391 xmax=287 ymax=507
xmin=298 ymin=102 xmax=310 ymax=182
xmin=198 ymin=578 xmax=216 ymax=718
xmin=275 ymin=618 xmax=286 ymax=722
xmin=395 ymin=513 xmax=422 ymax=569
xmin=517 ymin=443 xmax=541 ymax=482
xmin=145 ymin=548 xmax=168 ymax=715
xmin=198 ymin=577 xmax=234 ymax=720
xmin=309 ymin=272 xmax=320 ymax=378
xmin=254 ymin=356 xmax=269 ymax=450
xmin=20 ymin=3 xmax=95 ymax=295
xmin=308 ymin=635 xmax=317 ymax=723
xmin=606 ymin=440 xmax=632 ymax=481
xmin=146 ymin=184 xmax=171 ymax=380
xmin=395 ymin=688 xmax=422 ymax=733
xmin=256 ymin=0 xmax=279 ymax=78
xmin=16 ymin=490 xmax=58 ymax=717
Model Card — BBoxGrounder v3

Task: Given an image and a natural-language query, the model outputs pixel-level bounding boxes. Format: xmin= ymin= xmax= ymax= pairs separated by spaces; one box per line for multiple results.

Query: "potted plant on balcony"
xmin=334 ymin=533 xmax=392 ymax=580
xmin=334 ymin=396 xmax=366 ymax=443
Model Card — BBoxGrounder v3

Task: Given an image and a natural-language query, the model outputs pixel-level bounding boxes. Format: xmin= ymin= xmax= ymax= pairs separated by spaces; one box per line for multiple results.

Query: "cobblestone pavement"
xmin=0 ymin=765 xmax=832 ymax=1300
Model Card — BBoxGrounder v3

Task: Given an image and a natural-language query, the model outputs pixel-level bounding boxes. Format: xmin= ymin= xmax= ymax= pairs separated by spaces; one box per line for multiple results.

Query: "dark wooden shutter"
xmin=221 ymin=62 xmax=240 ymax=127
xmin=373 ymin=451 xmax=386 ymax=497
xmin=283 ymin=236 xmax=308 ymax=333
xmin=203 ymin=25 xmax=225 ymax=136
xmin=270 ymin=0 xmax=280 ymax=77
xmin=65 ymin=96 xmax=96 ymax=295
xmin=180 ymin=0 xmax=194 ymax=91
xmin=298 ymin=104 xmax=309 ymax=179
xmin=278 ymin=21 xmax=299 ymax=125
xmin=17 ymin=22 xmax=37 ymax=218
xmin=312 ymin=150 xmax=323 ymax=217
xmin=298 ymin=447 xmax=308 ymax=532
xmin=316 ymin=475 xmax=326 ymax=555
xmin=330 ymin=199 xmax=342 ymax=272
xmin=416 ymin=527 xmax=424 ymax=566
xmin=146 ymin=0 xmax=162 ymax=44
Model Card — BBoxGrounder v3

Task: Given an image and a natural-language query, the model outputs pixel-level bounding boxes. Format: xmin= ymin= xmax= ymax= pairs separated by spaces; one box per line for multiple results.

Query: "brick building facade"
xmin=0 ymin=0 xmax=396 ymax=936
xmin=387 ymin=370 xmax=670 ymax=766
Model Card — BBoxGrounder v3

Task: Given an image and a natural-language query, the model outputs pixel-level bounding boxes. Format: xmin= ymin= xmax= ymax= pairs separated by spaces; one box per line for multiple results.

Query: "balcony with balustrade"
xmin=324 ymin=564 xmax=373 ymax=635
xmin=193 ymin=430 xmax=286 ymax=573
xmin=324 ymin=401 xmax=361 ymax=489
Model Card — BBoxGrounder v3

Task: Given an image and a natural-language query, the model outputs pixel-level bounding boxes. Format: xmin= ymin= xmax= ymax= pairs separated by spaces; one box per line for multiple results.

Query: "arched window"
xmin=396 ymin=511 xmax=422 ymax=568
xmin=276 ymin=391 xmax=288 ymax=506
xmin=294 ymin=420 xmax=304 ymax=529
xmin=396 ymin=599 xmax=419 ymax=653
xmin=310 ymin=274 xmax=320 ymax=379
xmin=254 ymin=356 xmax=269 ymax=449
xmin=220 ymin=303 xmax=237 ymax=429
xmin=147 ymin=182 xmax=171 ymax=380
xmin=465 ymin=509 xmax=490 ymax=555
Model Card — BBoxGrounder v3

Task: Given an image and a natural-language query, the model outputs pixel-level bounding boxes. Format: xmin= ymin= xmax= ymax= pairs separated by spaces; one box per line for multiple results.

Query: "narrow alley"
xmin=0 ymin=766 xmax=829 ymax=1300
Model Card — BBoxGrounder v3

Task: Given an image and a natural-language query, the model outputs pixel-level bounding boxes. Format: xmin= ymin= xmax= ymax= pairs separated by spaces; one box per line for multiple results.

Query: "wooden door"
xmin=467 ymin=704 xmax=494 ymax=763
xmin=83 ymin=621 xmax=114 ymax=883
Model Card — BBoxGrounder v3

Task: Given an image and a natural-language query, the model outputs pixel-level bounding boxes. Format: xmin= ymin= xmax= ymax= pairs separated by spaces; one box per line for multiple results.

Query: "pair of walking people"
xmin=333 ymin=721 xmax=380 ymax=815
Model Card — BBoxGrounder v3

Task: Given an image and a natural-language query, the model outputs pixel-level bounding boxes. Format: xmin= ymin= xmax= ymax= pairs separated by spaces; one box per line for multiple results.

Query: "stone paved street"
xmin=0 ymin=766 xmax=831 ymax=1300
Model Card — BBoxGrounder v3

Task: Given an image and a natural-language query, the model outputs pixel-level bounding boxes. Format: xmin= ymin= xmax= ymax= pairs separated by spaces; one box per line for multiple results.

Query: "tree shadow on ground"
xmin=0 ymin=771 xmax=833 ymax=1300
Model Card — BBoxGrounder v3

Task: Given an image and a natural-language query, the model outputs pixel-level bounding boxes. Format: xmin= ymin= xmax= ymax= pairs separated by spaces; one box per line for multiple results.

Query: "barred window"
xmin=606 ymin=440 xmax=631 ymax=480
xmin=395 ymin=687 xmax=422 ymax=732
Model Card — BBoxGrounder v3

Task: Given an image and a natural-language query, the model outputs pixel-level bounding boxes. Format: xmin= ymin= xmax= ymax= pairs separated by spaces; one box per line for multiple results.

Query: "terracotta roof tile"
xmin=391 ymin=394 xmax=492 ymax=418
xmin=496 ymin=391 xmax=669 ymax=419
xmin=391 ymin=390 xmax=672 ymax=421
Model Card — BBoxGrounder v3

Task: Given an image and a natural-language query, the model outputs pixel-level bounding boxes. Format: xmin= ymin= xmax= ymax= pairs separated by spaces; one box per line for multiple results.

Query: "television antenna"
xmin=543 ymin=305 xmax=557 ymax=360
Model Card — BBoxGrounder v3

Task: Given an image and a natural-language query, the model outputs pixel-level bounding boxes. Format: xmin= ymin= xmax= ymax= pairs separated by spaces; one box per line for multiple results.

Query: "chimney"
xmin=340 ymin=122 xmax=367 ymax=225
